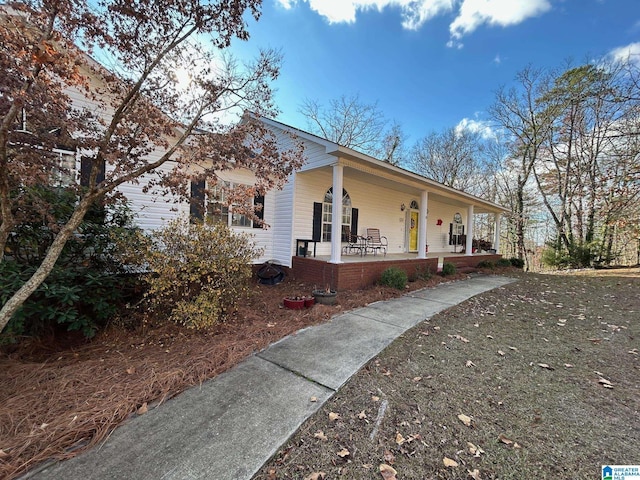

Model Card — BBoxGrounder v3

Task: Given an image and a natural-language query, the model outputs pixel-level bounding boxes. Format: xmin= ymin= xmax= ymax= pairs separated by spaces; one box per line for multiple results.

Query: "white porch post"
xmin=418 ymin=191 xmax=428 ymax=259
xmin=329 ymin=164 xmax=343 ymax=264
xmin=494 ymin=213 xmax=501 ymax=253
xmin=465 ymin=205 xmax=474 ymax=256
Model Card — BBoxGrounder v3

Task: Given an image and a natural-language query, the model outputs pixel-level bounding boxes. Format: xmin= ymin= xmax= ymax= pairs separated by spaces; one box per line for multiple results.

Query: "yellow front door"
xmin=409 ymin=211 xmax=419 ymax=251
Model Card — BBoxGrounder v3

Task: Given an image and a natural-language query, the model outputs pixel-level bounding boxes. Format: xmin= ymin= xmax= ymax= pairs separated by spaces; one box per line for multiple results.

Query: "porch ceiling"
xmin=322 ymin=159 xmax=507 ymax=214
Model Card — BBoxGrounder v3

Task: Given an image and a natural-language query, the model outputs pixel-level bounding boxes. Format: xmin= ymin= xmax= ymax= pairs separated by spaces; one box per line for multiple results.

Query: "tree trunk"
xmin=0 ymin=195 xmax=94 ymax=332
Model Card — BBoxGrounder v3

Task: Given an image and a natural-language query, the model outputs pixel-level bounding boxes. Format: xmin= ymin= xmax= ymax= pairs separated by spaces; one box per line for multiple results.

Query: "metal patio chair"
xmin=366 ymin=228 xmax=388 ymax=256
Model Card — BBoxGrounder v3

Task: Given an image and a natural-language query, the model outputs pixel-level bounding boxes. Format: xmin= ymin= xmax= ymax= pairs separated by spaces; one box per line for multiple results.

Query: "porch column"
xmin=418 ymin=190 xmax=428 ymax=259
xmin=494 ymin=213 xmax=501 ymax=253
xmin=465 ymin=204 xmax=474 ymax=256
xmin=329 ymin=163 xmax=343 ymax=264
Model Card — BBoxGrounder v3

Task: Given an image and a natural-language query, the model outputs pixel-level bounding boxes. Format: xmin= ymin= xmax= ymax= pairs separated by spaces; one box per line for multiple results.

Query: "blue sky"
xmin=230 ymin=0 xmax=640 ymax=145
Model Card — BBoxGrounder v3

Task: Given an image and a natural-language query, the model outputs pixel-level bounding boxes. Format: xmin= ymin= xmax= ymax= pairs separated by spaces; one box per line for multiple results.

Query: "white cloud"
xmin=275 ymin=0 xmax=455 ymax=28
xmin=449 ymin=0 xmax=552 ymax=40
xmin=456 ymin=117 xmax=496 ymax=139
xmin=493 ymin=53 xmax=501 ymax=64
xmin=608 ymin=42 xmax=640 ymax=66
xmin=277 ymin=0 xmax=554 ymax=43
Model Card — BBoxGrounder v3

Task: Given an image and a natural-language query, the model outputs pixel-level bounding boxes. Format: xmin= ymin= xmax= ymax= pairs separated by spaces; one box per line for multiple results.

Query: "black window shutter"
xmin=253 ymin=194 xmax=265 ymax=228
xmin=449 ymin=223 xmax=453 ymax=245
xmin=190 ymin=179 xmax=206 ymax=222
xmin=80 ymin=157 xmax=105 ymax=187
xmin=350 ymin=208 xmax=358 ymax=236
xmin=312 ymin=202 xmax=322 ymax=241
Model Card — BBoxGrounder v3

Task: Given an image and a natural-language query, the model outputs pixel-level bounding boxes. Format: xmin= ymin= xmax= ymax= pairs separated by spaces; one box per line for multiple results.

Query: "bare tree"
xmin=489 ymin=66 xmax=554 ymax=263
xmin=0 ymin=0 xmax=304 ymax=332
xmin=299 ymin=94 xmax=404 ymax=160
xmin=410 ymin=127 xmax=487 ymax=194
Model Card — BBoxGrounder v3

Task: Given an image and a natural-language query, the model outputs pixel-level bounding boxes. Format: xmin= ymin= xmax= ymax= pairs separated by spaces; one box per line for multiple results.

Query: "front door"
xmin=409 ymin=210 xmax=419 ymax=252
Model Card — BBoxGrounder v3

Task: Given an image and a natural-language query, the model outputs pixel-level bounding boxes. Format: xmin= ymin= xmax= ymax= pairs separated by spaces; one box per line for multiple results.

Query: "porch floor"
xmin=311 ymin=251 xmax=490 ymax=264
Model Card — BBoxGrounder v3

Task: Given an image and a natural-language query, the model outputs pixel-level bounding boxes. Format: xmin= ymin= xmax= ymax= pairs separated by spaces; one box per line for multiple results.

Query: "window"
xmin=208 ymin=181 xmax=230 ymax=225
xmin=190 ymin=179 xmax=257 ymax=228
xmin=322 ymin=187 xmax=351 ymax=242
xmin=410 ymin=200 xmax=419 ymax=210
xmin=53 ymin=148 xmax=76 ymax=187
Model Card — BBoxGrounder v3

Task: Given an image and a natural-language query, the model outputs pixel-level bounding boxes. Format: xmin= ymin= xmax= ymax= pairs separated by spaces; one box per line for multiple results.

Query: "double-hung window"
xmin=53 ymin=148 xmax=77 ymax=187
xmin=209 ymin=181 xmax=253 ymax=227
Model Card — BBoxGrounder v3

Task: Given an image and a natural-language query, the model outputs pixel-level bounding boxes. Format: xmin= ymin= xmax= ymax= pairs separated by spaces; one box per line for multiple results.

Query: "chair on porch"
xmin=342 ymin=226 xmax=364 ymax=255
xmin=366 ymin=228 xmax=388 ymax=256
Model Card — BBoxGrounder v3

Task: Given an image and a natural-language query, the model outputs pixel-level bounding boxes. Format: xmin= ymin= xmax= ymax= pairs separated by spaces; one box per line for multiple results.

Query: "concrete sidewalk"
xmin=32 ymin=274 xmax=516 ymax=480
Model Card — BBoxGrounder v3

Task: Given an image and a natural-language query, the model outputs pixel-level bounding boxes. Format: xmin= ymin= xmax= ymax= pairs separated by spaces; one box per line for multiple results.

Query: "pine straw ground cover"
xmin=254 ymin=269 xmax=640 ymax=480
xmin=0 ymin=270 xmax=467 ymax=479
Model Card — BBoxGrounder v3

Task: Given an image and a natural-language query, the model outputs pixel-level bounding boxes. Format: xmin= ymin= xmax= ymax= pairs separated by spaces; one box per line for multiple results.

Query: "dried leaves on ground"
xmin=0 ymin=272 xmax=463 ymax=479
xmin=254 ymin=268 xmax=640 ymax=480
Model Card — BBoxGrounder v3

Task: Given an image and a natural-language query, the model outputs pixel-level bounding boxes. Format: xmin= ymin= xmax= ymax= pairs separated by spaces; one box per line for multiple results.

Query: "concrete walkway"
xmin=32 ymin=274 xmax=516 ymax=480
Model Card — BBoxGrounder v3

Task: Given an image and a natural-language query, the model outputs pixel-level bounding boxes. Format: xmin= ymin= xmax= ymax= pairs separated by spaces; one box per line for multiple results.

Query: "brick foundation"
xmin=291 ymin=256 xmax=439 ymax=291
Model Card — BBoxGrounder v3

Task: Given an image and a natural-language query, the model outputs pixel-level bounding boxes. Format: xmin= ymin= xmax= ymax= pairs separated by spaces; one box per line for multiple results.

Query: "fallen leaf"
xmin=468 ymin=468 xmax=482 ymax=479
xmin=498 ymin=433 xmax=514 ymax=445
xmin=328 ymin=412 xmax=340 ymax=422
xmin=126 ymin=367 xmax=136 ymax=375
xmin=449 ymin=334 xmax=470 ymax=343
xmin=443 ymin=457 xmax=459 ymax=468
xmin=379 ymin=463 xmax=397 ymax=480
xmin=39 ymin=423 xmax=49 ymax=430
xmin=383 ymin=449 xmax=396 ymax=464
xmin=537 ymin=363 xmax=555 ymax=370
xmin=314 ymin=430 xmax=328 ymax=441
xmin=564 ymin=364 xmax=574 ymax=368
xmin=466 ymin=360 xmax=476 ymax=367
xmin=267 ymin=322 xmax=276 ymax=327
xmin=457 ymin=413 xmax=472 ymax=427
xmin=395 ymin=432 xmax=406 ymax=445
xmin=337 ymin=448 xmax=350 ymax=458
xmin=467 ymin=442 xmax=485 ymax=457
xmin=0 ymin=449 xmax=9 ymax=459
xmin=372 ymin=395 xmax=380 ymax=402
xmin=497 ymin=350 xmax=505 ymax=356
xmin=598 ymin=378 xmax=614 ymax=388
xmin=358 ymin=410 xmax=367 ymax=419
xmin=412 ymin=376 xmax=422 ymax=382
xmin=628 ymin=349 xmax=638 ymax=355
xmin=304 ymin=472 xmax=326 ymax=480
xmin=508 ymin=346 xmax=518 ymax=351
xmin=137 ymin=402 xmax=148 ymax=415
xmin=486 ymin=335 xmax=494 ymax=339
xmin=267 ymin=468 xmax=277 ymax=480
xmin=310 ymin=396 xmax=318 ymax=402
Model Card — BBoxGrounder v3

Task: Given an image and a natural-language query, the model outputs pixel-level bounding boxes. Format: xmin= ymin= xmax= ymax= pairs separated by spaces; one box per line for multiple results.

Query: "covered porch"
xmin=291 ymin=251 xmax=503 ymax=291
xmin=302 ymin=145 xmax=507 ymax=265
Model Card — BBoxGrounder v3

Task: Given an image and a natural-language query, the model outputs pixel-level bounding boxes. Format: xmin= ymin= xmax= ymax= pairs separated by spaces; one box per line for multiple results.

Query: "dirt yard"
xmin=253 ymin=268 xmax=640 ymax=480
xmin=0 ymin=270 xmax=465 ymax=479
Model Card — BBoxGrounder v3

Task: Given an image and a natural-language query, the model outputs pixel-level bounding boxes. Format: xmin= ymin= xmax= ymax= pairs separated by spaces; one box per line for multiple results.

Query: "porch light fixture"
xmin=400 ymin=203 xmax=406 ymax=211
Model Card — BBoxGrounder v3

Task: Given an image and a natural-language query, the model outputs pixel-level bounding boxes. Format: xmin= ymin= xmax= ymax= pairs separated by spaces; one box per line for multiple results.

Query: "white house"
xmin=174 ymin=116 xmax=508 ymax=269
